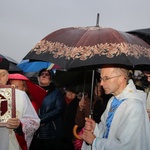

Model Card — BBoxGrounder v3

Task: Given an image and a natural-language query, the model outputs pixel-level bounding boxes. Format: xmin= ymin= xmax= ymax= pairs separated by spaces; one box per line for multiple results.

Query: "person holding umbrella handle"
xmin=81 ymin=66 xmax=150 ymax=150
xmin=73 ymin=83 xmax=110 ymax=149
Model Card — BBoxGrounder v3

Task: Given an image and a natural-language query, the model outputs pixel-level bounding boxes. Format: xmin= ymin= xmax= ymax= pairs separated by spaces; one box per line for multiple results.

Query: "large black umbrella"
xmin=23 ymin=26 xmax=150 ymax=71
xmin=0 ymin=54 xmax=22 ymax=73
xmin=23 ymin=24 xmax=150 ymax=140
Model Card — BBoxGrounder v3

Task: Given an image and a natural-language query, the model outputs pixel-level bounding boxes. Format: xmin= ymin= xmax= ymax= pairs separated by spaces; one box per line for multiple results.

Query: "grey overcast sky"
xmin=0 ymin=0 xmax=150 ymax=63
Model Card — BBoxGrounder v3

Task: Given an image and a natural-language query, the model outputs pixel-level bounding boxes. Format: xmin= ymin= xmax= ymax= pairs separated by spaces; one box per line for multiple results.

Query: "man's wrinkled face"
xmin=0 ymin=69 xmax=8 ymax=85
xmin=100 ymin=67 xmax=124 ymax=96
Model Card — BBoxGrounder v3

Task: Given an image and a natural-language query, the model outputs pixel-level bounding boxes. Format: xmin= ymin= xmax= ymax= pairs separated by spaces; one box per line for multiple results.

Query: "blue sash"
xmin=103 ymin=97 xmax=124 ymax=138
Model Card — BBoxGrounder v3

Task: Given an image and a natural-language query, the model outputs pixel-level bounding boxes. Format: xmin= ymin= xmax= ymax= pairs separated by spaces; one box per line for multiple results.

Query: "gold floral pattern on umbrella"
xmin=32 ymin=39 xmax=149 ymax=60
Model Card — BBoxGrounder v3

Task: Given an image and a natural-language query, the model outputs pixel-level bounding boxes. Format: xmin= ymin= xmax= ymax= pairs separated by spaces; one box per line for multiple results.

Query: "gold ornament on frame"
xmin=0 ymin=85 xmax=16 ymax=126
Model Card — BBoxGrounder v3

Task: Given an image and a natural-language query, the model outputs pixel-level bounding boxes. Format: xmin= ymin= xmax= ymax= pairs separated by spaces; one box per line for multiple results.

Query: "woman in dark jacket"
xmin=61 ymin=87 xmax=80 ymax=150
xmin=30 ymin=68 xmax=65 ymax=150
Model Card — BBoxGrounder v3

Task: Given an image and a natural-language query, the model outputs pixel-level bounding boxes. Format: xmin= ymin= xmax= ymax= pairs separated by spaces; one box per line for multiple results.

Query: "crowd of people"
xmin=0 ymin=56 xmax=150 ymax=150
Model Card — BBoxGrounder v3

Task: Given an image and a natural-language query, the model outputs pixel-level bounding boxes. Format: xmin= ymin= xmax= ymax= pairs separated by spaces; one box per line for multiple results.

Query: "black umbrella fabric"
xmin=53 ymin=69 xmax=100 ymax=93
xmin=0 ymin=54 xmax=22 ymax=73
xmin=23 ymin=26 xmax=150 ymax=71
xmin=127 ymin=28 xmax=150 ymax=45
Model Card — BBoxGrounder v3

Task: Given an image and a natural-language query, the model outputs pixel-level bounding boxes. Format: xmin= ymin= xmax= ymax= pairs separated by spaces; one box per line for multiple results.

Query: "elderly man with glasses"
xmin=81 ymin=66 xmax=150 ymax=150
xmin=0 ymin=57 xmax=40 ymax=150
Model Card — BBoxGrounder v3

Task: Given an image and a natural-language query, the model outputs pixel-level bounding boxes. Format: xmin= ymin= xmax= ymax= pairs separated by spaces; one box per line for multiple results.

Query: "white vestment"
xmin=81 ymin=80 xmax=150 ymax=150
xmin=0 ymin=89 xmax=40 ymax=150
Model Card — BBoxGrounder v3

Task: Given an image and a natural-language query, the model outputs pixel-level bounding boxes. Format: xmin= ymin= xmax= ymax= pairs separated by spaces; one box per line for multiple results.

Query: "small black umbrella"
xmin=0 ymin=54 xmax=22 ymax=73
xmin=127 ymin=28 xmax=150 ymax=45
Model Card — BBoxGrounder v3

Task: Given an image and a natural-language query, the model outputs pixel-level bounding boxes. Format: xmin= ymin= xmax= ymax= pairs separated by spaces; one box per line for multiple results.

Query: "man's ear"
xmin=119 ymin=75 xmax=126 ymax=83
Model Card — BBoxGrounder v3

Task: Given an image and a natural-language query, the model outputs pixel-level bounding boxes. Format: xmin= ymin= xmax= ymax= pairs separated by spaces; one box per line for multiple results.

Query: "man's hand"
xmin=79 ymin=117 xmax=96 ymax=144
xmin=81 ymin=129 xmax=96 ymax=145
xmin=6 ymin=118 xmax=20 ymax=129
xmin=84 ymin=117 xmax=96 ymax=133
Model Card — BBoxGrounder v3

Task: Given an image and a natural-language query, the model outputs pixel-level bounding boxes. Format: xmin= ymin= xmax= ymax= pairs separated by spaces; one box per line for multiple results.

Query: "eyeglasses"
xmin=100 ymin=75 xmax=121 ymax=82
xmin=40 ymin=72 xmax=50 ymax=77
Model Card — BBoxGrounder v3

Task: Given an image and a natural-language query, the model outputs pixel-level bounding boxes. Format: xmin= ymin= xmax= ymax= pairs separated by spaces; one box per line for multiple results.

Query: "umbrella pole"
xmin=89 ymin=70 xmax=95 ymax=119
xmin=89 ymin=70 xmax=95 ymax=150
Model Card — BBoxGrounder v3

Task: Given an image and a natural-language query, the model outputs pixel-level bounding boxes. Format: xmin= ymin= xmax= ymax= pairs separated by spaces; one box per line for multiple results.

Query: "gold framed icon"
xmin=0 ymin=85 xmax=16 ymax=126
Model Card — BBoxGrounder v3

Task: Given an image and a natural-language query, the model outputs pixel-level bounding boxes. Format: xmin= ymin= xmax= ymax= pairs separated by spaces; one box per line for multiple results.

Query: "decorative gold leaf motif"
xmin=31 ymin=40 xmax=150 ymax=61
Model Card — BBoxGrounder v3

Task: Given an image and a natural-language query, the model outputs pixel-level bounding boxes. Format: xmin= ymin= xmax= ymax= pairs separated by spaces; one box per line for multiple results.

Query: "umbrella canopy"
xmin=8 ymin=73 xmax=47 ymax=110
xmin=18 ymin=59 xmax=60 ymax=72
xmin=127 ymin=28 xmax=150 ymax=45
xmin=0 ymin=54 xmax=22 ymax=73
xmin=53 ymin=69 xmax=100 ymax=93
xmin=23 ymin=26 xmax=150 ymax=70
xmin=17 ymin=59 xmax=59 ymax=84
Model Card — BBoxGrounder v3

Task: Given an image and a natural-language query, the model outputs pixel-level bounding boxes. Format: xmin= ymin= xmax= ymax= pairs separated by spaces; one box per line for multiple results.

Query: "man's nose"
xmin=100 ymin=80 xmax=104 ymax=86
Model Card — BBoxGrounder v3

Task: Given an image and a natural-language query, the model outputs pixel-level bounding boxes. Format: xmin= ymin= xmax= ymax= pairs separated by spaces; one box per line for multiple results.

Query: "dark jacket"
xmin=62 ymin=96 xmax=80 ymax=140
xmin=38 ymin=83 xmax=65 ymax=139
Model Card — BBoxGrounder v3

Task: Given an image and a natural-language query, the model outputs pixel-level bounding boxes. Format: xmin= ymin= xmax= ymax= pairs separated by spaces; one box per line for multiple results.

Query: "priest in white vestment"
xmin=0 ymin=56 xmax=40 ymax=150
xmin=81 ymin=67 xmax=150 ymax=150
